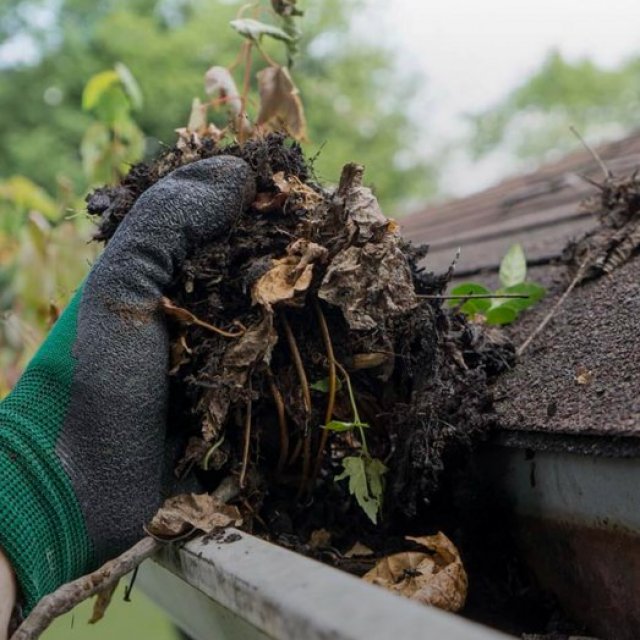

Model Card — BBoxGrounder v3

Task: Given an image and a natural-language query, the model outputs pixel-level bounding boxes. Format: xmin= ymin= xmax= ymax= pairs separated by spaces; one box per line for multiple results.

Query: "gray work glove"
xmin=0 ymin=156 xmax=255 ymax=612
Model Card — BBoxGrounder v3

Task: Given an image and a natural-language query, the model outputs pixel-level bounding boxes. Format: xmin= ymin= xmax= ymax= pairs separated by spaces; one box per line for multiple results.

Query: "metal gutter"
xmin=139 ymin=528 xmax=513 ymax=640
xmin=481 ymin=443 xmax=640 ymax=640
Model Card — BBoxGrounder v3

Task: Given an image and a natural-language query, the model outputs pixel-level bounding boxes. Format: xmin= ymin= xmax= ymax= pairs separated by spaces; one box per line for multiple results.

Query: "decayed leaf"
xmin=89 ymin=581 xmax=119 ymax=624
xmin=363 ymin=532 xmax=468 ymax=613
xmin=308 ymin=528 xmax=332 ymax=549
xmin=344 ymin=541 xmax=374 ymax=558
xmin=319 ymin=235 xmax=418 ymax=331
xmin=575 ymin=364 xmax=595 ymax=385
xmin=252 ymin=239 xmax=327 ymax=309
xmin=200 ymin=314 xmax=278 ymax=442
xmin=204 ymin=66 xmax=252 ymax=135
xmin=271 ymin=171 xmax=323 ymax=210
xmin=148 ymin=493 xmax=242 ymax=538
xmin=256 ymin=66 xmax=307 ymax=140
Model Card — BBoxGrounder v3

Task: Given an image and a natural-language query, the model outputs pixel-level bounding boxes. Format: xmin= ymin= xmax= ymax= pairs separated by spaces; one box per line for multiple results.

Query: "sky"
xmin=358 ymin=0 xmax=640 ymax=196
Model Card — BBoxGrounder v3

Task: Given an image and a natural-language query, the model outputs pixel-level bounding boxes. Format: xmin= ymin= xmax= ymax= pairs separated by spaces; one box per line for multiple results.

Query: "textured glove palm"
xmin=0 ymin=156 xmax=254 ymax=612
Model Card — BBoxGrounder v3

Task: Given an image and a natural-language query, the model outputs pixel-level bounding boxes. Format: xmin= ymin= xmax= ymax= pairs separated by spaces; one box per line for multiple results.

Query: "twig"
xmin=267 ymin=368 xmax=289 ymax=477
xmin=11 ymin=479 xmax=240 ymax=640
xmin=570 ymin=125 xmax=611 ymax=180
xmin=239 ymin=379 xmax=253 ymax=489
xmin=310 ymin=302 xmax=337 ymax=488
xmin=417 ymin=293 xmax=530 ymax=300
xmin=10 ymin=537 xmax=161 ymax=640
xmin=517 ymin=254 xmax=591 ymax=357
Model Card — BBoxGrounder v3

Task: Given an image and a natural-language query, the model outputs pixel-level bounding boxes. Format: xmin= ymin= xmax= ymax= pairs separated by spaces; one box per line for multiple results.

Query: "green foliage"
xmin=0 ymin=0 xmax=435 ymax=212
xmin=320 ymin=365 xmax=386 ymax=523
xmin=450 ymin=244 xmax=546 ymax=326
xmin=310 ymin=376 xmax=342 ymax=392
xmin=498 ymin=242 xmax=527 ymax=288
xmin=335 ymin=455 xmax=387 ymax=525
xmin=80 ymin=64 xmax=145 ymax=184
xmin=324 ymin=420 xmax=369 ymax=432
xmin=230 ymin=18 xmax=294 ymax=44
xmin=470 ymin=50 xmax=640 ymax=161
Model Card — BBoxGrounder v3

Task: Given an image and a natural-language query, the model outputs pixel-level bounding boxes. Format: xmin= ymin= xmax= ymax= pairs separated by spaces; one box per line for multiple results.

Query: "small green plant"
xmin=80 ymin=63 xmax=145 ymax=185
xmin=314 ymin=365 xmax=387 ymax=524
xmin=449 ymin=243 xmax=546 ymax=325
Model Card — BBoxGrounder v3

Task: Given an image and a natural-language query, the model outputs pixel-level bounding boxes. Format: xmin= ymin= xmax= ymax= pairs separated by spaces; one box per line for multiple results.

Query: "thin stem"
xmin=417 ymin=293 xmax=530 ymax=300
xmin=161 ymin=298 xmax=245 ymax=338
xmin=279 ymin=311 xmax=312 ymax=496
xmin=239 ymin=380 xmax=253 ymax=489
xmin=310 ymin=302 xmax=337 ymax=486
xmin=267 ymin=368 xmax=289 ymax=477
xmin=334 ymin=361 xmax=368 ymax=456
xmin=238 ymin=41 xmax=253 ymax=142
xmin=280 ymin=312 xmax=312 ymax=412
xmin=202 ymin=435 xmax=226 ymax=471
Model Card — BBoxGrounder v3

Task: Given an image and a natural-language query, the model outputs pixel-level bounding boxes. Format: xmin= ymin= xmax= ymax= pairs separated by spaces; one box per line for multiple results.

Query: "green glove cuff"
xmin=0 ymin=288 xmax=92 ymax=613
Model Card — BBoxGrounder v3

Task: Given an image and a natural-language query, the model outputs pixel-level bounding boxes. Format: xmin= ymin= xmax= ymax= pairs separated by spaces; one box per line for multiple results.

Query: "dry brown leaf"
xmin=319 ymin=234 xmax=418 ymax=331
xmin=252 ymin=191 xmax=289 ymax=212
xmin=272 ymin=171 xmax=290 ymax=193
xmin=575 ymin=364 xmax=595 ymax=385
xmin=148 ymin=493 xmax=242 ymax=538
xmin=344 ymin=541 xmax=374 ymax=558
xmin=169 ymin=333 xmax=192 ymax=375
xmin=256 ymin=65 xmax=307 ymax=140
xmin=204 ymin=66 xmax=252 ymax=135
xmin=363 ymin=532 xmax=468 ymax=613
xmin=252 ymin=239 xmax=327 ymax=309
xmin=89 ymin=581 xmax=119 ymax=624
xmin=308 ymin=528 xmax=332 ymax=549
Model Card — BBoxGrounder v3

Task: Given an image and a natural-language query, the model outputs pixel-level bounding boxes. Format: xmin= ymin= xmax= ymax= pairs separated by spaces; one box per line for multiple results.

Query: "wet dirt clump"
xmin=87 ymin=132 xmax=514 ymax=608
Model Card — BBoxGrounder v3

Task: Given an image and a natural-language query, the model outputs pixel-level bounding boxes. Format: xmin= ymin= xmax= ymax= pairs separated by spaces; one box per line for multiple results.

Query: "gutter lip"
xmin=140 ymin=527 xmax=513 ymax=640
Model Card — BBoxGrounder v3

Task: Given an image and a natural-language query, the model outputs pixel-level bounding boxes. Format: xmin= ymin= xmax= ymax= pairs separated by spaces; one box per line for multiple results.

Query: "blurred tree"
xmin=469 ymin=50 xmax=640 ymax=162
xmin=0 ymin=0 xmax=436 ymax=212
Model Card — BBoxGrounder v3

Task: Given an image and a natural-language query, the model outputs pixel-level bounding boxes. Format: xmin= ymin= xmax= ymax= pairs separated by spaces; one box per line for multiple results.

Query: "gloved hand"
xmin=0 ymin=156 xmax=255 ymax=613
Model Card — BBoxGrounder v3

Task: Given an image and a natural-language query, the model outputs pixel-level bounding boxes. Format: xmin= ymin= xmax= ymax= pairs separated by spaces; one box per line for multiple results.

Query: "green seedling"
xmin=312 ymin=367 xmax=387 ymax=524
xmin=449 ymin=243 xmax=545 ymax=325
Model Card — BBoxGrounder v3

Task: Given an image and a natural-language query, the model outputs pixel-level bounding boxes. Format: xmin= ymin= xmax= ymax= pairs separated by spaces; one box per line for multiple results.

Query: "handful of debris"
xmin=88 ymin=132 xmax=513 ymax=566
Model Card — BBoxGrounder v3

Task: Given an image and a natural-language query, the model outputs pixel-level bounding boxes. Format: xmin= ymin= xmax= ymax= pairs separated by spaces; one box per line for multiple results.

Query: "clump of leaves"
xmin=449 ymin=244 xmax=545 ymax=325
xmin=315 ymin=367 xmax=387 ymax=524
xmin=178 ymin=0 xmax=306 ymax=147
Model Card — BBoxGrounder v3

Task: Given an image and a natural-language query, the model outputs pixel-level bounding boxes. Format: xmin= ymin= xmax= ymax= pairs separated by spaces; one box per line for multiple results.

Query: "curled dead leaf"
xmin=148 ymin=493 xmax=242 ymax=538
xmin=256 ymin=65 xmax=307 ymax=140
xmin=319 ymin=235 xmax=418 ymax=331
xmin=363 ymin=532 xmax=468 ymax=613
xmin=252 ymin=239 xmax=327 ymax=309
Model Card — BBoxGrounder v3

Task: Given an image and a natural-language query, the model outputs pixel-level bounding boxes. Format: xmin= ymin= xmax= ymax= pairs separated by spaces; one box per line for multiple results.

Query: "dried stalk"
xmin=239 ymin=380 xmax=253 ymax=489
xmin=517 ymin=254 xmax=591 ymax=357
xmin=279 ymin=311 xmax=313 ymax=496
xmin=267 ymin=367 xmax=289 ymax=477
